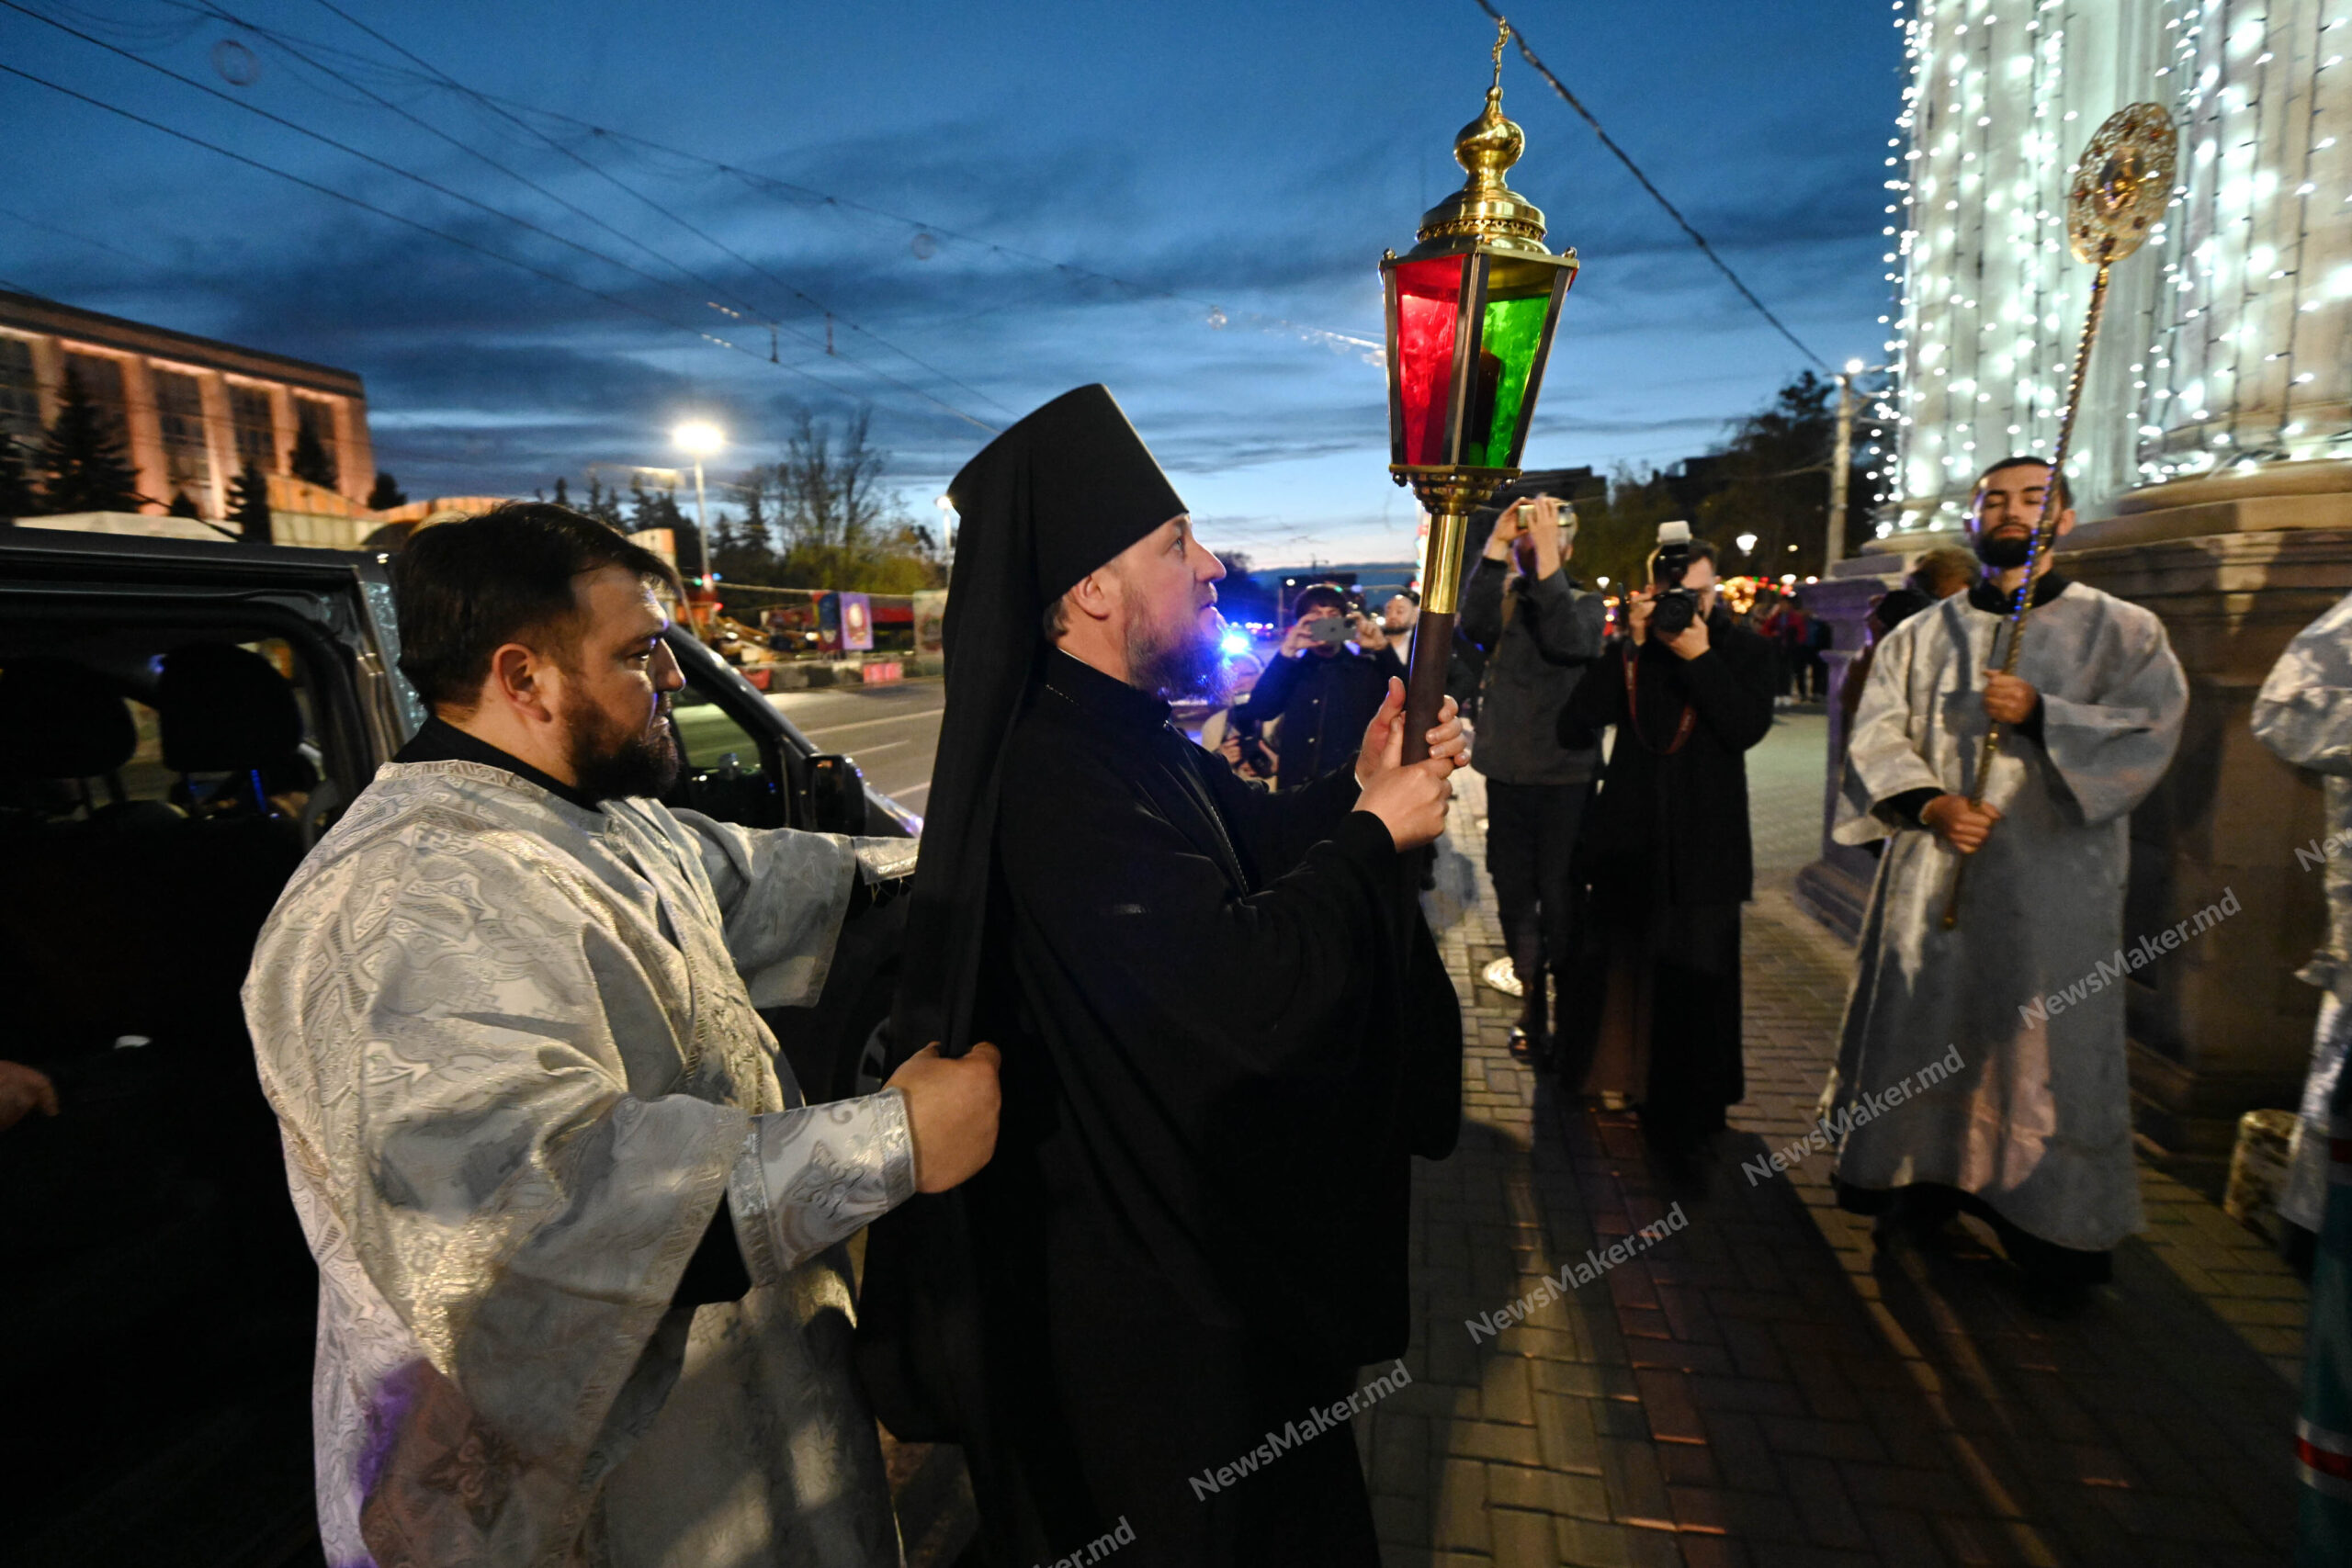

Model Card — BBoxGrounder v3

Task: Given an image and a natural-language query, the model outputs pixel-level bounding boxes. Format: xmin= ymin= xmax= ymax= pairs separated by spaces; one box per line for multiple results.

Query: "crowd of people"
xmin=15 ymin=381 xmax=2310 ymax=1562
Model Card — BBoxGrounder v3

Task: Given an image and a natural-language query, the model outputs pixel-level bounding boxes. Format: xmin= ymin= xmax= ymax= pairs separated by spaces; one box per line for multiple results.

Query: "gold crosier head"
xmin=2066 ymin=103 xmax=2177 ymax=265
xmin=1413 ymin=17 xmax=1552 ymax=255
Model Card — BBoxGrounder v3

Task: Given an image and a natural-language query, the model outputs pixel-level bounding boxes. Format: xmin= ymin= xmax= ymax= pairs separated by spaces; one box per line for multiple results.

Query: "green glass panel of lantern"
xmin=1470 ymin=292 xmax=1549 ymax=468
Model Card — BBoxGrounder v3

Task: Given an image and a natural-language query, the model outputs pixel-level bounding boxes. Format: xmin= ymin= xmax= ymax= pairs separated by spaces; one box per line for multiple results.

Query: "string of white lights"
xmin=1887 ymin=0 xmax=2352 ymax=532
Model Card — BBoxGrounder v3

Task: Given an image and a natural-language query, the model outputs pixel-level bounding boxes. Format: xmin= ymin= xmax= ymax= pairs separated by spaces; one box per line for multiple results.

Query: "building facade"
xmin=0 ymin=289 xmax=375 ymax=523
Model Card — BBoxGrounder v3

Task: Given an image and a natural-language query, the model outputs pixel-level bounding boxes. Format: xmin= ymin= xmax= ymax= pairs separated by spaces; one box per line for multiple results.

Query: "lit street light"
xmin=672 ymin=421 xmax=723 ymax=586
xmin=1735 ymin=531 xmax=1758 ymax=556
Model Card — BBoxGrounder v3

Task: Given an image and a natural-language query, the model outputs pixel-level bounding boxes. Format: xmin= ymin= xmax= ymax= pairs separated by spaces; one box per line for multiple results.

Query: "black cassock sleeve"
xmin=998 ymin=742 xmax=1403 ymax=1079
xmin=1189 ymin=744 xmax=1363 ymax=881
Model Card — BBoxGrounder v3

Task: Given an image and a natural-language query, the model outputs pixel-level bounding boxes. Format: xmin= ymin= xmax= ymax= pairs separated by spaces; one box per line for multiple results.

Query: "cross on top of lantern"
xmin=1381 ymin=17 xmax=1579 ymax=488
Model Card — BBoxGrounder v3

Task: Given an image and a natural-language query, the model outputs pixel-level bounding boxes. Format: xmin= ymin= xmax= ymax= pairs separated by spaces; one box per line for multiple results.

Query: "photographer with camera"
xmin=1460 ymin=490 xmax=1607 ymax=1065
xmin=1559 ymin=524 xmax=1774 ymax=1165
xmin=1246 ymin=583 xmax=1408 ymax=790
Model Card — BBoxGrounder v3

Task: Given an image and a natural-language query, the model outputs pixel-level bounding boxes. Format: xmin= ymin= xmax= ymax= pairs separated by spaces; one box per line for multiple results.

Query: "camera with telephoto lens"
xmin=1648 ymin=520 xmax=1702 ymax=641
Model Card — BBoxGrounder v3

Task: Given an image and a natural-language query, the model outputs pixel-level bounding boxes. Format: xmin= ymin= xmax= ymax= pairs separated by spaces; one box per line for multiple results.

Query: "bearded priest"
xmin=243 ymin=504 xmax=1002 ymax=1565
xmin=855 ymin=385 xmax=1466 ymax=1565
xmin=1823 ymin=455 xmax=2188 ymax=1309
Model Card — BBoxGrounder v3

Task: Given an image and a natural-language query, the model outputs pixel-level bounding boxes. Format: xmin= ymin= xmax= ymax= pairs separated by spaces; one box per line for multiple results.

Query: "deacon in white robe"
xmin=2253 ymin=587 xmax=2352 ymax=1244
xmin=1824 ymin=457 xmax=2188 ymax=1281
xmin=243 ymin=503 xmax=999 ymax=1568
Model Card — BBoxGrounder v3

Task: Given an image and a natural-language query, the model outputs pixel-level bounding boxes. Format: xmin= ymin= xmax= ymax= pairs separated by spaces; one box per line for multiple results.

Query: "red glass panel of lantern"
xmin=1388 ymin=254 xmax=1467 ymax=467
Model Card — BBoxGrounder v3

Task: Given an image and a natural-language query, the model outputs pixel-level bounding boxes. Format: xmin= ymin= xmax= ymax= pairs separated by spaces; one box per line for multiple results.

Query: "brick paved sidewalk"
xmin=1363 ymin=713 xmax=2310 ymax=1567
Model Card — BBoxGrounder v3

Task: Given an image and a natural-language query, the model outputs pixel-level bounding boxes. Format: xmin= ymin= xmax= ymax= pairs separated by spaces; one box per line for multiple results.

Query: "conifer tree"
xmin=167 ymin=490 xmax=201 ymax=518
xmin=228 ymin=462 xmax=273 ymax=545
xmin=367 ymin=470 xmax=407 ymax=510
xmin=288 ymin=421 xmax=337 ymax=490
xmin=0 ymin=436 xmax=39 ymax=523
xmin=581 ymin=474 xmax=625 ymax=527
xmin=37 ymin=368 xmax=146 ymax=513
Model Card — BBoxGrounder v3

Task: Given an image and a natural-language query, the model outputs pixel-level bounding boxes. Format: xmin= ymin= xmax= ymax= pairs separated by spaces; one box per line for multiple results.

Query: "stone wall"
xmin=2064 ymin=511 xmax=2352 ymax=1152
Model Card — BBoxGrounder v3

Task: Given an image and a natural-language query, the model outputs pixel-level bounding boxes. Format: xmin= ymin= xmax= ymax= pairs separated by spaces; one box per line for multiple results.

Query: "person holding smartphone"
xmin=1458 ymin=491 xmax=1607 ymax=1065
xmin=1243 ymin=583 xmax=1407 ymax=790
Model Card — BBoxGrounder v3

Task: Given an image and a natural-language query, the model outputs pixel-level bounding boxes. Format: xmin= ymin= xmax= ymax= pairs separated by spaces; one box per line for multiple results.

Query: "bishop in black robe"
xmin=855 ymin=386 xmax=1462 ymax=1567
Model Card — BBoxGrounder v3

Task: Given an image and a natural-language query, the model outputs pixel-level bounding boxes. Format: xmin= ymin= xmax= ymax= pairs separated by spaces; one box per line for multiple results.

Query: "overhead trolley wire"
xmin=198 ymin=0 xmax=1005 ymax=424
xmin=0 ymin=56 xmax=990 ymax=430
xmin=296 ymin=0 xmax=1014 ymax=420
xmin=133 ymin=0 xmax=1381 ymax=365
xmin=1471 ymin=0 xmax=1829 ymax=370
xmin=0 ymin=4 xmax=1000 ymax=431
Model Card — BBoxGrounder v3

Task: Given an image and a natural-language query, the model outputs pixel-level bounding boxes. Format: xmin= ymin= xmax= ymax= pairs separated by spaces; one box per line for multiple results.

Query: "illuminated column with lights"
xmin=1880 ymin=0 xmax=2171 ymax=537
xmin=2136 ymin=0 xmax=2352 ymax=478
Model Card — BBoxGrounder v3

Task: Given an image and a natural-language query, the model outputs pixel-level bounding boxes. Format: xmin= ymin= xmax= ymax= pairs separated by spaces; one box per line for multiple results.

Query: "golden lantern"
xmin=1382 ymin=19 xmax=1578 ymax=760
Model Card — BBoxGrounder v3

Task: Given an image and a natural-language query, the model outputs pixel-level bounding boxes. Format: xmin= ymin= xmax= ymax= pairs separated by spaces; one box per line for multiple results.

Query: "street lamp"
xmin=1379 ymin=17 xmax=1577 ymax=761
xmin=1735 ymin=531 xmax=1758 ymax=556
xmin=671 ymin=420 xmax=723 ymax=585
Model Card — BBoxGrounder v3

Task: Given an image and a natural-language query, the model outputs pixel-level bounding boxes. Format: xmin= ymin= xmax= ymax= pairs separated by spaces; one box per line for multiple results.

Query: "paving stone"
xmin=1487 ymin=1457 xmax=1611 ymax=1518
xmin=1487 ymin=1505 xmax=1559 ymax=1564
xmin=1547 ymin=1514 xmax=1671 ymax=1568
xmin=1433 ymin=1455 xmax=1490 ymax=1553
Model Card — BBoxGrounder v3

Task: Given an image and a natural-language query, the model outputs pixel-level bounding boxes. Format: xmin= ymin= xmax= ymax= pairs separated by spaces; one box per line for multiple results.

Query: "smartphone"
xmin=1305 ymin=615 xmax=1352 ymax=648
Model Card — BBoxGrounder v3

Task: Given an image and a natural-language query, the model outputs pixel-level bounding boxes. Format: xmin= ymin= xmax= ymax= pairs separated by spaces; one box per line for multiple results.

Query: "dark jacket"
xmin=1459 ymin=558 xmax=1608 ymax=785
xmin=1244 ymin=640 xmax=1408 ymax=790
xmin=1564 ymin=608 xmax=1775 ymax=905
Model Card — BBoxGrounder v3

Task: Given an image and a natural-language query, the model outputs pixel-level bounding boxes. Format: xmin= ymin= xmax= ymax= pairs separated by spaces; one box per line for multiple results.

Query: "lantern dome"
xmin=1413 ymin=38 xmax=1551 ymax=255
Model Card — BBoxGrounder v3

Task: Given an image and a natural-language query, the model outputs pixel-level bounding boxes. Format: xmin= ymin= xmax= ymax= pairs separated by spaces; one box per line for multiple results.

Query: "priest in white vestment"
xmin=2254 ymin=587 xmax=2352 ymax=1257
xmin=1824 ymin=457 xmax=2187 ymax=1299
xmin=243 ymin=505 xmax=1001 ymax=1567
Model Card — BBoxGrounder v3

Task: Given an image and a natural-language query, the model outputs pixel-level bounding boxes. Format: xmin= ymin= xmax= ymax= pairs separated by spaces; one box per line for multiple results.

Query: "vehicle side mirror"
xmin=807 ymin=753 xmax=869 ymax=836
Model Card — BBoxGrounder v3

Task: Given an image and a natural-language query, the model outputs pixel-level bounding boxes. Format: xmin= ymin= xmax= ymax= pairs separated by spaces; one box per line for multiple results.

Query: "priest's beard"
xmin=565 ymin=692 xmax=682 ymax=801
xmin=1126 ymin=601 xmax=1230 ymax=706
xmin=1972 ymin=525 xmax=2035 ymax=570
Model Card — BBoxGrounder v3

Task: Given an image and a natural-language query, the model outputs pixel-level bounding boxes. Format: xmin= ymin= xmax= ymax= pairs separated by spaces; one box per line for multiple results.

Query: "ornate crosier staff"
xmin=1941 ymin=104 xmax=2176 ymax=931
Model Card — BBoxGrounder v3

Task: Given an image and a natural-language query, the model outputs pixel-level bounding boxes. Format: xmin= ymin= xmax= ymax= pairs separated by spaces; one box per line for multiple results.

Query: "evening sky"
xmin=0 ymin=0 xmax=1907 ymax=563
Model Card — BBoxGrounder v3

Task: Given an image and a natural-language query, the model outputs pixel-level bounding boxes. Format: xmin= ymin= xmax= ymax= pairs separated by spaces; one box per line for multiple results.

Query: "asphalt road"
xmin=769 ymin=677 xmax=945 ymax=812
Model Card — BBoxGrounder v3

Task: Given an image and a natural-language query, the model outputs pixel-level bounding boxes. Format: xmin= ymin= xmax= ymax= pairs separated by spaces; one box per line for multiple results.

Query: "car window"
xmin=0 ymin=633 xmax=344 ymax=837
xmin=673 ymin=679 xmax=767 ymax=778
xmin=667 ymin=664 xmax=784 ymax=829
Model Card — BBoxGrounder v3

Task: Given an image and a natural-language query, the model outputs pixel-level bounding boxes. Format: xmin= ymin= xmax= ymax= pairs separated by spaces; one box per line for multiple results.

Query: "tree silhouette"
xmin=228 ymin=462 xmax=273 ymax=545
xmin=732 ymin=409 xmax=942 ymax=591
xmin=37 ymin=368 xmax=146 ymax=513
xmin=0 ymin=437 xmax=39 ymax=523
xmin=367 ymin=470 xmax=407 ymax=510
xmin=288 ymin=421 xmax=337 ymax=490
xmin=579 ymin=474 xmax=626 ymax=528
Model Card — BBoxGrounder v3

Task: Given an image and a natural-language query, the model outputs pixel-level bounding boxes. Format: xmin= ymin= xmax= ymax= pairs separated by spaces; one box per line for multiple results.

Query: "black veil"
xmin=891 ymin=382 xmax=1186 ymax=1059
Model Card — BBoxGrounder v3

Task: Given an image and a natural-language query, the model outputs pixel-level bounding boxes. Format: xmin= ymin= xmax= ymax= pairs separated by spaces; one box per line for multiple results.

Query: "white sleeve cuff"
xmin=727 ymin=1086 xmax=918 ymax=1282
